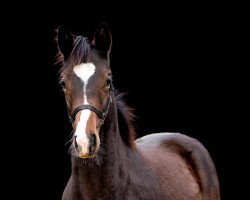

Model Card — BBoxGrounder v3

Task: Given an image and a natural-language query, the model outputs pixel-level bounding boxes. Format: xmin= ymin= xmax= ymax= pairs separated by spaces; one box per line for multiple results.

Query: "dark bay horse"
xmin=55 ymin=23 xmax=220 ymax=200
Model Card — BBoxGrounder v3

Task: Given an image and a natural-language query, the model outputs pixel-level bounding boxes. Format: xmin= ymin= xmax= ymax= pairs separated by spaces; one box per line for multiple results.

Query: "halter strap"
xmin=69 ymin=91 xmax=113 ymax=126
xmin=71 ymin=104 xmax=104 ymax=120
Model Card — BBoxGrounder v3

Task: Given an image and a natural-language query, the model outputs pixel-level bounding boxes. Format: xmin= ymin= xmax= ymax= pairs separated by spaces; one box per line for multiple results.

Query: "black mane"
xmin=56 ymin=35 xmax=90 ymax=71
xmin=115 ymin=92 xmax=137 ymax=149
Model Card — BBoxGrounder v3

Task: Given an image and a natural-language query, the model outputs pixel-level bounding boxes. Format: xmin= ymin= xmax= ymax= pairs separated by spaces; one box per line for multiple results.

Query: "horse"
xmin=55 ymin=23 xmax=220 ymax=200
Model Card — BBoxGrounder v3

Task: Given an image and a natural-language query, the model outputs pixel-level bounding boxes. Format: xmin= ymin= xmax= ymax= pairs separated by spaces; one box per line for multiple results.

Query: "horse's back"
xmin=135 ymin=133 xmax=220 ymax=200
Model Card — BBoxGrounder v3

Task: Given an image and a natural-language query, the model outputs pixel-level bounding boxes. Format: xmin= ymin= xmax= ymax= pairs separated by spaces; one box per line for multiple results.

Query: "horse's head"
xmin=57 ymin=24 xmax=112 ymax=159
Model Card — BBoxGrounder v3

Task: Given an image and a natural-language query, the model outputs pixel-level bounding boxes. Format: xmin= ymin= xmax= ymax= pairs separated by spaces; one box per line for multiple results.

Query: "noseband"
xmin=69 ymin=86 xmax=113 ymax=127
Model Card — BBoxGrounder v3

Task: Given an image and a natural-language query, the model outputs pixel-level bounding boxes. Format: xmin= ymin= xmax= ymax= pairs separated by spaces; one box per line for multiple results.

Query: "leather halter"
xmin=68 ymin=85 xmax=113 ymax=127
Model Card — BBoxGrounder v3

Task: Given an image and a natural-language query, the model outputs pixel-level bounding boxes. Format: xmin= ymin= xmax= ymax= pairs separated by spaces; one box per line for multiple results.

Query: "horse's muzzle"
xmin=74 ymin=133 xmax=98 ymax=158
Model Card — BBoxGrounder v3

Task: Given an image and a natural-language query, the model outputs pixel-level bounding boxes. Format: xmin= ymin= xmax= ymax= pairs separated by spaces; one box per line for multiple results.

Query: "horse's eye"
xmin=59 ymin=79 xmax=66 ymax=88
xmin=106 ymin=78 xmax=112 ymax=88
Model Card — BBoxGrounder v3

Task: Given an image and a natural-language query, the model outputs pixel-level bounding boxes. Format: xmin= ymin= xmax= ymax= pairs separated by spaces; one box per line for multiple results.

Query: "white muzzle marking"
xmin=73 ymin=63 xmax=96 ymax=155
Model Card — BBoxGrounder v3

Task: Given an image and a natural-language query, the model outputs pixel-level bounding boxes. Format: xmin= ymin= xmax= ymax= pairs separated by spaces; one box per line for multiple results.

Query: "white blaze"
xmin=73 ymin=63 xmax=96 ymax=154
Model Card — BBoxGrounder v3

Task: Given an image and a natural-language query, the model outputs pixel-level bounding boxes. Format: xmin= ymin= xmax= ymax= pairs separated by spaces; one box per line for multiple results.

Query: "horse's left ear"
xmin=57 ymin=26 xmax=74 ymax=61
xmin=92 ymin=23 xmax=112 ymax=57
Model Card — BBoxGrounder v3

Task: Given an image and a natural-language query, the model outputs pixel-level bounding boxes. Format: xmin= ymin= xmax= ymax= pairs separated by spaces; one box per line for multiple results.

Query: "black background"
xmin=4 ymin=2 xmax=246 ymax=200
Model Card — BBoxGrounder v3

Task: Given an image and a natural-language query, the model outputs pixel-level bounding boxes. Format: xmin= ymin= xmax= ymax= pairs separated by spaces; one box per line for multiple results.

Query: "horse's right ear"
xmin=91 ymin=23 xmax=112 ymax=57
xmin=57 ymin=26 xmax=74 ymax=61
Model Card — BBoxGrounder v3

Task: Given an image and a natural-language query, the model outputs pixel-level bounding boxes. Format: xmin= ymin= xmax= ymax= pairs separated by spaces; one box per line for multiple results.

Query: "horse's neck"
xmin=71 ymin=103 xmax=132 ymax=193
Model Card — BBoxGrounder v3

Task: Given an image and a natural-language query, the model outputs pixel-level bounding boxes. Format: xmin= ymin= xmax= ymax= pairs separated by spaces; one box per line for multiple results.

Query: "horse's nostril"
xmin=89 ymin=134 xmax=97 ymax=153
xmin=74 ymin=135 xmax=82 ymax=152
xmin=74 ymin=135 xmax=78 ymax=147
xmin=89 ymin=134 xmax=96 ymax=146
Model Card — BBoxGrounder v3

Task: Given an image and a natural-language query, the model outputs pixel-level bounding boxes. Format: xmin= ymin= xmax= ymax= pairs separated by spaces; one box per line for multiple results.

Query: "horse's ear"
xmin=92 ymin=23 xmax=112 ymax=57
xmin=57 ymin=26 xmax=74 ymax=61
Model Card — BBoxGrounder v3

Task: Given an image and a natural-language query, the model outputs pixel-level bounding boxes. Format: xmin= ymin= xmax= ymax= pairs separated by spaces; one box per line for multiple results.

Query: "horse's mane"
xmin=55 ymin=34 xmax=90 ymax=72
xmin=115 ymin=92 xmax=137 ymax=149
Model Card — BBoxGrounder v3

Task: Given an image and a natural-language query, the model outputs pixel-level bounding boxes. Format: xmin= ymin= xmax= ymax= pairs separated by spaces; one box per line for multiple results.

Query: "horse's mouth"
xmin=78 ymin=151 xmax=96 ymax=159
xmin=80 ymin=155 xmax=95 ymax=159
